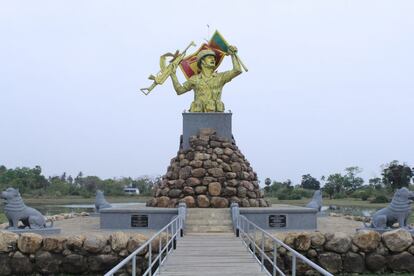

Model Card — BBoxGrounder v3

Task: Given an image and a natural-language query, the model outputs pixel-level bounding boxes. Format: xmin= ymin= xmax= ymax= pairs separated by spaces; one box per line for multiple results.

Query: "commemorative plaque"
xmin=131 ymin=214 xmax=149 ymax=227
xmin=269 ymin=214 xmax=287 ymax=228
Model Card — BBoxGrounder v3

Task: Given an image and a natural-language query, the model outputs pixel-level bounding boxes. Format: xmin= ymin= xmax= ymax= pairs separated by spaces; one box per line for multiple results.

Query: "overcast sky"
xmin=1 ymin=1 xmax=413 ymax=185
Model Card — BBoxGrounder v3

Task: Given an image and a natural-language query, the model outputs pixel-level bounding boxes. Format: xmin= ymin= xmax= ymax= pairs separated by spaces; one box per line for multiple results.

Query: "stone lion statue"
xmin=1 ymin=187 xmax=52 ymax=229
xmin=306 ymin=190 xmax=322 ymax=212
xmin=365 ymin=187 xmax=414 ymax=229
xmin=95 ymin=190 xmax=112 ymax=212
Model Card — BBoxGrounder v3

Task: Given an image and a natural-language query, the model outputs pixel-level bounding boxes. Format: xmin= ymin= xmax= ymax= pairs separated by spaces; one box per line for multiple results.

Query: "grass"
xmin=21 ymin=195 xmax=152 ymax=205
xmin=266 ymin=197 xmax=389 ymax=209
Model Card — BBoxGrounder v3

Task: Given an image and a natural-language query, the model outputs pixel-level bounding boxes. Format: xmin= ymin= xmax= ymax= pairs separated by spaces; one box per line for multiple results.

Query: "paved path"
xmin=158 ymin=233 xmax=267 ymax=276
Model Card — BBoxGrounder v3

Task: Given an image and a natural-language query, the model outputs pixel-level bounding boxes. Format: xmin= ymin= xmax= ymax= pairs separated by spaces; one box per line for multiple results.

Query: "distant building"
xmin=123 ymin=186 xmax=140 ymax=195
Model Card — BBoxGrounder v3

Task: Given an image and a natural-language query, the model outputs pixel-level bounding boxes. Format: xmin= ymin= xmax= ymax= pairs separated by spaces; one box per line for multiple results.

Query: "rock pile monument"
xmin=147 ymin=128 xmax=270 ymax=208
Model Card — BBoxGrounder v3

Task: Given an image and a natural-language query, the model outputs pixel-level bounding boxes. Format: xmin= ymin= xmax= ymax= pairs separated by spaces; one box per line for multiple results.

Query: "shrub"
xmin=370 ymin=195 xmax=389 ymax=203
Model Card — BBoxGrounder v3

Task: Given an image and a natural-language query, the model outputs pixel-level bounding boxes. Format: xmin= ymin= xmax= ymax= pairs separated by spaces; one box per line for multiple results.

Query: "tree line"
xmin=0 ymin=165 xmax=156 ymax=197
xmin=264 ymin=160 xmax=414 ymax=202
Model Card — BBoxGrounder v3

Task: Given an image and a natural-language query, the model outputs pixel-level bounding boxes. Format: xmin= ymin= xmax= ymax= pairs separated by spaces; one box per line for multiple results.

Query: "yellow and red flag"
xmin=179 ymin=32 xmax=229 ymax=80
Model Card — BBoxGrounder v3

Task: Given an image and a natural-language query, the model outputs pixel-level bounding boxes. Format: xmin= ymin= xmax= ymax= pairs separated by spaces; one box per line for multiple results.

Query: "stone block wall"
xmin=2 ymin=229 xmax=414 ymax=275
xmin=0 ymin=230 xmax=161 ymax=275
xmin=256 ymin=228 xmax=414 ymax=275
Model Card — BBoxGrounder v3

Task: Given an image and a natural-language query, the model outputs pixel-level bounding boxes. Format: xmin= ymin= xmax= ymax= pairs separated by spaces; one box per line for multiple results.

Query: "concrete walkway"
xmin=158 ymin=233 xmax=267 ymax=276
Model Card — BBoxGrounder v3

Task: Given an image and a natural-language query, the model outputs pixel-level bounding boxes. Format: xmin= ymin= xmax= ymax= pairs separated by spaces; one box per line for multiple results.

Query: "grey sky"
xmin=1 ymin=1 xmax=413 ymax=185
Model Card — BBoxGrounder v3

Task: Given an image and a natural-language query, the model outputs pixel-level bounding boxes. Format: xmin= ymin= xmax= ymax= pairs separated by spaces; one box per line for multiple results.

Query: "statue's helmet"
xmin=197 ymin=49 xmax=216 ymax=69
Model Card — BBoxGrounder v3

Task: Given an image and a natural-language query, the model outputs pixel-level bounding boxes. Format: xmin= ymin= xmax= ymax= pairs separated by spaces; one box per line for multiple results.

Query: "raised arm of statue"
xmin=221 ymin=45 xmax=242 ymax=84
xmin=170 ymin=65 xmax=193 ymax=95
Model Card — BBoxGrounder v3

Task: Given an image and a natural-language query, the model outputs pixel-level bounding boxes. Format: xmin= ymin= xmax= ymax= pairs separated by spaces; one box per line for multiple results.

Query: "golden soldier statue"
xmin=140 ymin=31 xmax=246 ymax=112
xmin=169 ymin=46 xmax=242 ymax=112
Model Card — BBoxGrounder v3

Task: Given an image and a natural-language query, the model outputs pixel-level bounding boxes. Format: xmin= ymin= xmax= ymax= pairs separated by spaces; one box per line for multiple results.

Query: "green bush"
xmin=370 ymin=195 xmax=389 ymax=203
xmin=333 ymin=193 xmax=347 ymax=199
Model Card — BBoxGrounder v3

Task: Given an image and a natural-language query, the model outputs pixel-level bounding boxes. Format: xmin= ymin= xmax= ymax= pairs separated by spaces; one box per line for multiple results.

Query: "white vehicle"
xmin=123 ymin=187 xmax=140 ymax=195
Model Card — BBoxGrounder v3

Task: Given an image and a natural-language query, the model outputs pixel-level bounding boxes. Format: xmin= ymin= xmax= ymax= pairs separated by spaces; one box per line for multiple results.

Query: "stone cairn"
xmin=147 ymin=128 xmax=270 ymax=208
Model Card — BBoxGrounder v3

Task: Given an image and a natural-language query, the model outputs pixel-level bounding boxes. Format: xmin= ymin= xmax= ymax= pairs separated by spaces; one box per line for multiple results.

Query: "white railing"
xmin=231 ymin=203 xmax=333 ymax=276
xmin=105 ymin=203 xmax=186 ymax=276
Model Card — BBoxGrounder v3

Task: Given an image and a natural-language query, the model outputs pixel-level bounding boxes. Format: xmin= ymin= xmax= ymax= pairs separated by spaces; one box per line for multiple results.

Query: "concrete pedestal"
xmin=240 ymin=205 xmax=317 ymax=231
xmin=182 ymin=112 xmax=232 ymax=150
xmin=100 ymin=207 xmax=178 ymax=230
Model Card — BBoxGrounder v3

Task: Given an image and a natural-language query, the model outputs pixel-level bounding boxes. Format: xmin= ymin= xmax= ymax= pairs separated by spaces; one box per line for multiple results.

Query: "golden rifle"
xmin=140 ymin=41 xmax=196 ymax=95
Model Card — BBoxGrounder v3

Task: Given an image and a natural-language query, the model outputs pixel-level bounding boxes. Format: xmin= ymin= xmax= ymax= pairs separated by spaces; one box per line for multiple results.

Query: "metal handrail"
xmin=231 ymin=204 xmax=333 ymax=276
xmin=105 ymin=203 xmax=186 ymax=276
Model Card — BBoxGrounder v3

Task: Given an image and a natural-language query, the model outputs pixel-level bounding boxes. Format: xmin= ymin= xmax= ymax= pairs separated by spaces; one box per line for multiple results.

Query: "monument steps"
xmin=185 ymin=208 xmax=233 ymax=233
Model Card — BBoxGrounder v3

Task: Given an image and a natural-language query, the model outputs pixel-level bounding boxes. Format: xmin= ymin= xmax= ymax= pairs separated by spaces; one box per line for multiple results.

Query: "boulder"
xmin=61 ymin=254 xmax=87 ymax=274
xmin=157 ymin=196 xmax=170 ymax=207
xmin=213 ymin=147 xmax=224 ymax=155
xmin=229 ymin=196 xmax=241 ymax=205
xmin=223 ymin=186 xmax=237 ymax=197
xmin=210 ymin=140 xmax=222 ymax=148
xmin=179 ymin=159 xmax=189 ymax=167
xmin=168 ymin=189 xmax=182 ymax=198
xmin=35 ymin=251 xmax=62 ymax=274
xmin=208 ymin=182 xmax=222 ymax=196
xmin=197 ymin=195 xmax=210 ymax=208
xmin=0 ymin=231 xmax=18 ymax=253
xmin=11 ymin=251 xmax=33 ymax=274
xmin=318 ymin=252 xmax=342 ymax=274
xmin=230 ymin=162 xmax=242 ymax=172
xmin=237 ymin=186 xmax=247 ymax=198
xmin=202 ymin=176 xmax=217 ymax=186
xmin=366 ymin=253 xmax=386 ymax=272
xmin=240 ymin=198 xmax=250 ymax=207
xmin=43 ymin=236 xmax=65 ymax=253
xmin=210 ymin=197 xmax=229 ymax=208
xmin=248 ymin=199 xmax=258 ymax=207
xmin=324 ymin=232 xmax=351 ymax=253
xmin=110 ymin=232 xmax=129 ymax=252
xmin=186 ymin=177 xmax=201 ymax=187
xmin=180 ymin=196 xmax=196 ymax=208
xmin=294 ymin=233 xmax=311 ymax=251
xmin=127 ymin=233 xmax=148 ymax=255
xmin=195 ymin=185 xmax=207 ymax=194
xmin=342 ymin=252 xmax=365 ymax=273
xmin=17 ymin=233 xmax=43 ymax=253
xmin=179 ymin=166 xmax=192 ymax=179
xmin=83 ymin=234 xmax=107 ymax=253
xmin=226 ymin=172 xmax=237 ymax=179
xmin=387 ymin=251 xmax=414 ymax=272
xmin=189 ymin=160 xmax=203 ymax=168
xmin=352 ymin=230 xmax=381 ymax=252
xmin=208 ymin=167 xmax=224 ymax=178
xmin=241 ymin=180 xmax=254 ymax=191
xmin=88 ymin=254 xmax=119 ymax=272
xmin=0 ymin=253 xmax=11 ymax=275
xmin=194 ymin=152 xmax=210 ymax=161
xmin=223 ymin=147 xmax=234 ymax=156
xmin=191 ymin=168 xmax=206 ymax=178
xmin=382 ymin=229 xmax=413 ymax=252
xmin=183 ymin=186 xmax=195 ymax=196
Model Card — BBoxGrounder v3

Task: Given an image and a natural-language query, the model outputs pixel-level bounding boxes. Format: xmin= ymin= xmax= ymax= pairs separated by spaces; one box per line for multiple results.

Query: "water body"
xmin=322 ymin=205 xmax=377 ymax=217
xmin=1 ymin=202 xmax=146 ymax=216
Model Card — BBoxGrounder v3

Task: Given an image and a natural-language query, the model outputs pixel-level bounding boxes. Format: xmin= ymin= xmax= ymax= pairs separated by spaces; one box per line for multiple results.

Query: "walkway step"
xmin=185 ymin=219 xmax=233 ymax=225
xmin=185 ymin=208 xmax=233 ymax=233
xmin=158 ymin=233 xmax=267 ymax=276
xmin=185 ymin=225 xmax=233 ymax=233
